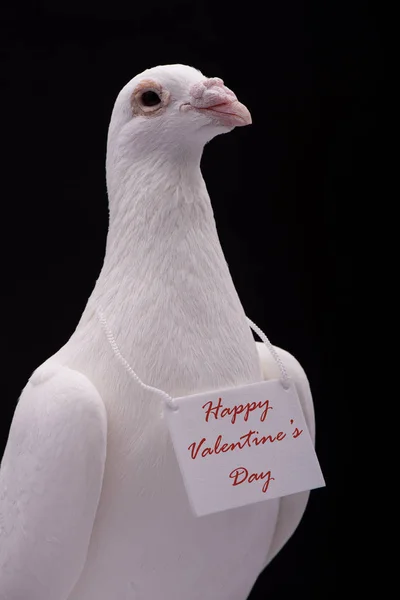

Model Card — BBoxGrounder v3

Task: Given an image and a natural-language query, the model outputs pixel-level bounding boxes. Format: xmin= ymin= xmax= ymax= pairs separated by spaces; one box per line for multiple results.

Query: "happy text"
xmin=202 ymin=397 xmax=273 ymax=425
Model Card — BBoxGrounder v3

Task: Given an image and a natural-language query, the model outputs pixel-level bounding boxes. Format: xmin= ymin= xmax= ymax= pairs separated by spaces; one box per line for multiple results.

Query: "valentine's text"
xmin=186 ymin=393 xmax=304 ymax=498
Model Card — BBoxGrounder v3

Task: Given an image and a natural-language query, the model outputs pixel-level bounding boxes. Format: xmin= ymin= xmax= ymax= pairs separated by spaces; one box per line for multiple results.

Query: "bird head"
xmin=107 ymin=64 xmax=252 ymax=161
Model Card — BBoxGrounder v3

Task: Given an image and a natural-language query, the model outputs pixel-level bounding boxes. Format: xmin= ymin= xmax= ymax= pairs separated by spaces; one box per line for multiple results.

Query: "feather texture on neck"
xmin=79 ymin=149 xmax=261 ymax=396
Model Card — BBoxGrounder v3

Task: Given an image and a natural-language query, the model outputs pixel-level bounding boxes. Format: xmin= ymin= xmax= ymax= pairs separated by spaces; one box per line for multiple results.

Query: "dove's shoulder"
xmin=0 ymin=362 xmax=107 ymax=600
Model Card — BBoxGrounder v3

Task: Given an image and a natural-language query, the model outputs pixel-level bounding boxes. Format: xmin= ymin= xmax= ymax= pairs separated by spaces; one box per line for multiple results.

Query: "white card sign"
xmin=165 ymin=378 xmax=325 ymax=517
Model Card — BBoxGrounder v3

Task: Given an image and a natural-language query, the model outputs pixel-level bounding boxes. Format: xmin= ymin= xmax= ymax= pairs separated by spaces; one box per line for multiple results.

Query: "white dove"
xmin=0 ymin=64 xmax=315 ymax=600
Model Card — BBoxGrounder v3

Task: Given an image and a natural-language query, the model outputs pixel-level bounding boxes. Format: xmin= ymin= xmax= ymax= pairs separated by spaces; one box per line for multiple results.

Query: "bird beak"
xmin=186 ymin=78 xmax=252 ymax=127
xmin=197 ymin=100 xmax=252 ymax=127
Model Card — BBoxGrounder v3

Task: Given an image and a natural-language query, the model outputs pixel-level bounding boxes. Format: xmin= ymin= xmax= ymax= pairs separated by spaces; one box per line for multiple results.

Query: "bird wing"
xmin=0 ymin=363 xmax=107 ymax=600
xmin=255 ymin=341 xmax=316 ymax=565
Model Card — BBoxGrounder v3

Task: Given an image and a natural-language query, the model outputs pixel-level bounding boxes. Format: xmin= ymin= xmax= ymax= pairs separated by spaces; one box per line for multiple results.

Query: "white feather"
xmin=0 ymin=365 xmax=107 ymax=600
xmin=1 ymin=64 xmax=315 ymax=599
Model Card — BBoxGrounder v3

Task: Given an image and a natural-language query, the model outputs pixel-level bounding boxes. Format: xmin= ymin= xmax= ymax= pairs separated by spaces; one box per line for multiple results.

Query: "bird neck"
xmin=103 ymin=149 xmax=215 ymax=272
xmin=90 ymin=149 xmax=228 ymax=314
xmin=73 ymin=149 xmax=260 ymax=394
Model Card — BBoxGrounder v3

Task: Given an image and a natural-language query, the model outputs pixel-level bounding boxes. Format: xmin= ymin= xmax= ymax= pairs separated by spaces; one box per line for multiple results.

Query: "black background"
xmin=1 ymin=1 xmax=379 ymax=597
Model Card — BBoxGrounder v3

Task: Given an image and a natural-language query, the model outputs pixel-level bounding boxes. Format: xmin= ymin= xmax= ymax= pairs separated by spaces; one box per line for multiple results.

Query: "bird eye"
xmin=140 ymin=91 xmax=162 ymax=107
xmin=131 ymin=80 xmax=169 ymax=116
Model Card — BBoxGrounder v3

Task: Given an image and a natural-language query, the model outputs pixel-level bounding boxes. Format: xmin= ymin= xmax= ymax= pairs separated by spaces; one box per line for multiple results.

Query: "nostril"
xmin=189 ymin=79 xmax=238 ymax=109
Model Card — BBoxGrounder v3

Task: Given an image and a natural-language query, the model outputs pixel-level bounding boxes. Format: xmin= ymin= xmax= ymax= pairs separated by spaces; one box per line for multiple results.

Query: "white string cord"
xmin=96 ymin=307 xmax=177 ymax=410
xmin=95 ymin=306 xmax=291 ymax=411
xmin=245 ymin=316 xmax=290 ymax=389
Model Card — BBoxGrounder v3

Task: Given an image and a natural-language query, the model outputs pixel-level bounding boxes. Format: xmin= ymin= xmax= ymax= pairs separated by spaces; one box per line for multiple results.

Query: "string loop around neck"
xmin=95 ymin=305 xmax=290 ymax=412
xmin=96 ymin=307 xmax=177 ymax=410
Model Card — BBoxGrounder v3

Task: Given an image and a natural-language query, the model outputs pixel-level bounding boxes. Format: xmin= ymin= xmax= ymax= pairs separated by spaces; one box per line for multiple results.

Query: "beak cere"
xmin=187 ymin=78 xmax=252 ymax=127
